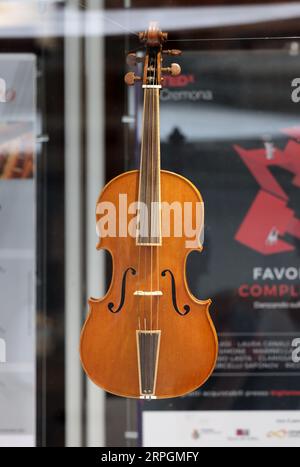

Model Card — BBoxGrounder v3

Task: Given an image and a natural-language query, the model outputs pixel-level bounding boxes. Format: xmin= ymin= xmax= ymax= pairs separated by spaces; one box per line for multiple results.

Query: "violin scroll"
xmin=138 ymin=22 xmax=168 ymax=46
xmin=124 ymin=23 xmax=182 ymax=87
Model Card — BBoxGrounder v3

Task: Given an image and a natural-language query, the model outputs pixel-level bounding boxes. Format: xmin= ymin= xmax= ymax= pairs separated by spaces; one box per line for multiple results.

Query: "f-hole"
xmin=161 ymin=269 xmax=190 ymax=316
xmin=108 ymin=267 xmax=136 ymax=313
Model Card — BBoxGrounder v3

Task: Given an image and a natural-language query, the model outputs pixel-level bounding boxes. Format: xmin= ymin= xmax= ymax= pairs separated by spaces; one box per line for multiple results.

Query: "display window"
xmin=0 ymin=0 xmax=300 ymax=450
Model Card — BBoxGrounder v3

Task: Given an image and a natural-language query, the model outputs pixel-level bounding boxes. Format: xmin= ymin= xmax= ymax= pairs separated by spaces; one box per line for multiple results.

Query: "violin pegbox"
xmin=124 ymin=22 xmax=182 ymax=87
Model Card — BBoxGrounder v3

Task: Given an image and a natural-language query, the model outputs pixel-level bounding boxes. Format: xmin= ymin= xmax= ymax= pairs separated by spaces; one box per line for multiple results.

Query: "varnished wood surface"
xmin=80 ymin=170 xmax=218 ymax=399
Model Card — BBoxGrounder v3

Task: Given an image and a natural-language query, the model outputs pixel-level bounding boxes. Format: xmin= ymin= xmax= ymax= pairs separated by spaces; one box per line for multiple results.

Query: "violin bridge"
xmin=134 ymin=290 xmax=163 ymax=296
xmin=136 ymin=330 xmax=161 ymax=398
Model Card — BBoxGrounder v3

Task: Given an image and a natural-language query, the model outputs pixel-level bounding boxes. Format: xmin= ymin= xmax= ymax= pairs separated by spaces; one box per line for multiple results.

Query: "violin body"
xmin=80 ymin=23 xmax=218 ymax=399
xmin=80 ymin=170 xmax=218 ymax=398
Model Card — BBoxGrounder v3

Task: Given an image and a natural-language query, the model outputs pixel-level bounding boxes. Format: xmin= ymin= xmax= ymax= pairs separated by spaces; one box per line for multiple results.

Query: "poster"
xmin=0 ymin=55 xmax=36 ymax=447
xmin=140 ymin=43 xmax=300 ymax=446
xmin=143 ymin=411 xmax=300 ymax=447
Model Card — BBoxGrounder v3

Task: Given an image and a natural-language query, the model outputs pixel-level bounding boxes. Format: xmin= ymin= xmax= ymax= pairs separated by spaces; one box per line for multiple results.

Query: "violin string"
xmin=168 ymin=36 xmax=300 ymax=42
xmin=137 ymin=244 xmax=141 ymax=333
xmin=150 ymin=56 xmax=155 ymax=336
xmin=139 ymin=80 xmax=150 ymax=341
xmin=156 ymin=76 xmax=160 ymax=333
xmin=142 ymin=66 xmax=154 ymax=392
xmin=137 ymin=88 xmax=147 ymax=332
xmin=146 ymin=73 xmax=154 ymax=391
xmin=150 ymin=54 xmax=157 ymax=387
xmin=143 ymin=86 xmax=149 ymax=333
xmin=136 ymin=90 xmax=147 ymax=334
xmin=143 ymin=73 xmax=149 ymax=323
xmin=154 ymin=59 xmax=159 ymax=334
xmin=148 ymin=67 xmax=155 ymax=390
xmin=149 ymin=72 xmax=153 ymax=389
xmin=152 ymin=55 xmax=158 ymax=335
xmin=145 ymin=72 xmax=150 ymax=337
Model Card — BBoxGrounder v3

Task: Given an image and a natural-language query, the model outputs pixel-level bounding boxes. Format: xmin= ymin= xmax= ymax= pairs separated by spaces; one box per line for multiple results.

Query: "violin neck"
xmin=137 ymin=87 xmax=162 ymax=246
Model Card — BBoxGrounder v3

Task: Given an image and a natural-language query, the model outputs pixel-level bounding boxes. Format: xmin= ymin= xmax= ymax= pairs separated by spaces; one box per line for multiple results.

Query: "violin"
xmin=80 ymin=23 xmax=218 ymax=399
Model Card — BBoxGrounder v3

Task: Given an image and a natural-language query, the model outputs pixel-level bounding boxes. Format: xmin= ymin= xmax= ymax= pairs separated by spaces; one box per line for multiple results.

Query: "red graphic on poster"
xmin=163 ymin=74 xmax=195 ymax=88
xmin=234 ymin=128 xmax=300 ymax=255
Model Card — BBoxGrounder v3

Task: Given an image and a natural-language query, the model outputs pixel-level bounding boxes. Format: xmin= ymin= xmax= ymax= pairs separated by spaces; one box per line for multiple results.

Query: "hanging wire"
xmin=168 ymin=36 xmax=300 ymax=42
xmin=78 ymin=1 xmax=140 ymax=37
xmin=77 ymin=2 xmax=300 ymax=45
xmin=77 ymin=2 xmax=300 ymax=42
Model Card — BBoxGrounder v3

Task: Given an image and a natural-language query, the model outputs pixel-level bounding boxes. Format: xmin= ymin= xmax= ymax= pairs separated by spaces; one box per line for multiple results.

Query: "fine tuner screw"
xmin=124 ymin=71 xmax=141 ymax=86
xmin=162 ymin=63 xmax=181 ymax=76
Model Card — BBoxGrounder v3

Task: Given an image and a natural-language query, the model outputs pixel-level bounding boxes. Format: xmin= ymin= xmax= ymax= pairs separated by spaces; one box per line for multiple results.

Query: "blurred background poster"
xmin=0 ymin=55 xmax=36 ymax=447
xmin=141 ymin=46 xmax=300 ymax=447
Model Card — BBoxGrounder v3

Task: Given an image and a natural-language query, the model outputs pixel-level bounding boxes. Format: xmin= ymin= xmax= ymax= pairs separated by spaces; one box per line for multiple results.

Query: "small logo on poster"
xmin=161 ymin=73 xmax=214 ymax=102
xmin=236 ymin=429 xmax=250 ymax=437
xmin=0 ymin=337 xmax=6 ymax=363
xmin=228 ymin=427 xmax=259 ymax=442
xmin=191 ymin=429 xmax=200 ymax=440
xmin=163 ymin=73 xmax=196 ymax=88
xmin=0 ymin=78 xmax=6 ymax=102
xmin=292 ymin=338 xmax=300 ymax=363
xmin=267 ymin=429 xmax=300 ymax=440
xmin=291 ymin=78 xmax=300 ymax=103
xmin=267 ymin=429 xmax=287 ymax=439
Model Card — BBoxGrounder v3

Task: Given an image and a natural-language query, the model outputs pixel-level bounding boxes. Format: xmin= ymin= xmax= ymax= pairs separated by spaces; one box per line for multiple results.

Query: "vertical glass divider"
xmin=85 ymin=0 xmax=106 ymax=448
xmin=64 ymin=0 xmax=83 ymax=448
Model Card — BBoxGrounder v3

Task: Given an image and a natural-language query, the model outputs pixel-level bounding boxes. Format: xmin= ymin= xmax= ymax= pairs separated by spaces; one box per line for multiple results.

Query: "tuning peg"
xmin=162 ymin=63 xmax=181 ymax=77
xmin=126 ymin=53 xmax=144 ymax=67
xmin=124 ymin=72 xmax=142 ymax=86
xmin=163 ymin=49 xmax=182 ymax=56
